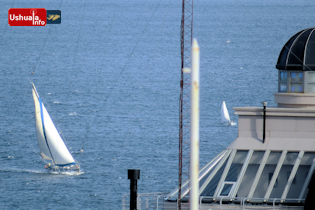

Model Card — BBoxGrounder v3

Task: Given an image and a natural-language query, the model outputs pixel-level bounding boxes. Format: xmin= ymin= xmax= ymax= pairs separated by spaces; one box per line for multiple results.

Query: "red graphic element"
xmin=30 ymin=9 xmax=37 ymax=15
xmin=8 ymin=8 xmax=47 ymax=26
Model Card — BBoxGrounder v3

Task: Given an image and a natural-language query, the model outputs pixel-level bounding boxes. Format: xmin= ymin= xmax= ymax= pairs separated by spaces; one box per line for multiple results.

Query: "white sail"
xmin=32 ymin=84 xmax=75 ymax=166
xmin=32 ymin=88 xmax=53 ymax=160
xmin=221 ymin=101 xmax=230 ymax=123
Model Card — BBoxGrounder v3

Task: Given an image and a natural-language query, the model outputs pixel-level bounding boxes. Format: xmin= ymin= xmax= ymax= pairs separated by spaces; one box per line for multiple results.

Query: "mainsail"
xmin=32 ymin=83 xmax=75 ymax=166
xmin=221 ymin=101 xmax=230 ymax=123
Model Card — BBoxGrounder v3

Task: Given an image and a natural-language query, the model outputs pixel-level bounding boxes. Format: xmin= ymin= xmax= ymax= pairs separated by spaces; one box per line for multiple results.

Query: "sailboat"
xmin=32 ymin=83 xmax=80 ymax=174
xmin=221 ymin=101 xmax=236 ymax=126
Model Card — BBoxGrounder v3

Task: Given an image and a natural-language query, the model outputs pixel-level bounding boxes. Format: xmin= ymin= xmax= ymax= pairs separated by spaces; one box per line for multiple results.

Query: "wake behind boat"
xmin=32 ymin=83 xmax=80 ymax=174
xmin=221 ymin=101 xmax=236 ymax=126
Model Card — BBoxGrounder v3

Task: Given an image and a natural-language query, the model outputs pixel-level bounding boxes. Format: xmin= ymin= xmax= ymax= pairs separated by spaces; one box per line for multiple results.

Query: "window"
xmin=218 ymin=182 xmax=236 ymax=197
xmin=278 ymin=71 xmax=305 ymax=93
xmin=280 ymin=71 xmax=288 ymax=81
xmin=279 ymin=71 xmax=288 ymax=92
xmin=287 ymin=152 xmax=315 ymax=199
xmin=290 ymin=72 xmax=303 ymax=92
xmin=306 ymin=72 xmax=315 ymax=93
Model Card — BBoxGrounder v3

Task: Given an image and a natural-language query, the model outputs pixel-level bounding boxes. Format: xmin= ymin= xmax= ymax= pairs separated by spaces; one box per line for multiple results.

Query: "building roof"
xmin=276 ymin=27 xmax=315 ymax=71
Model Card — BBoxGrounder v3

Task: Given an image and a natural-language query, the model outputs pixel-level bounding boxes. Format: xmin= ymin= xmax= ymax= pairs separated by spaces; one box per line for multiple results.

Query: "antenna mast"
xmin=178 ymin=0 xmax=193 ymax=208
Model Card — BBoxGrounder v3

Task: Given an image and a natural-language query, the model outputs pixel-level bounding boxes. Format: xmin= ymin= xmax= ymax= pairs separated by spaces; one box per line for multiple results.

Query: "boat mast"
xmin=179 ymin=0 xmax=193 ymax=208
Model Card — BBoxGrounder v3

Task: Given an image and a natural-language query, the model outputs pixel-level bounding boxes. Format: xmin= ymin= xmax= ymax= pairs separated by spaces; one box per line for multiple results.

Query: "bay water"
xmin=0 ymin=0 xmax=314 ymax=209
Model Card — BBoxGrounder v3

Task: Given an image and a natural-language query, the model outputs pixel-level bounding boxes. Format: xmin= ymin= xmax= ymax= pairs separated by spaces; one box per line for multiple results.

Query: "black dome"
xmin=276 ymin=27 xmax=315 ymax=71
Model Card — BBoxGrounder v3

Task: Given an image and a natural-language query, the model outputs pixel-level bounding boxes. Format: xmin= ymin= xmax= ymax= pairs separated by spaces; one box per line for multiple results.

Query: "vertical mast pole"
xmin=190 ymin=39 xmax=200 ymax=210
xmin=179 ymin=0 xmax=193 ymax=208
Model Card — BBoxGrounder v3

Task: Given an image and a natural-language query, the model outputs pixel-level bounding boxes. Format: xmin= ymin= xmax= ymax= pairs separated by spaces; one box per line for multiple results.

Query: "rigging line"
xmin=234 ymin=0 xmax=312 ymax=71
xmin=81 ymin=2 xmax=118 ymax=151
xmin=30 ymin=3 xmax=68 ymax=207
xmin=28 ymin=135 xmax=44 ymax=162
xmin=81 ymin=0 xmax=162 ymax=150
xmin=63 ymin=0 xmax=86 ymax=152
xmin=69 ymin=0 xmax=86 ymax=88
xmin=30 ymin=0 xmax=64 ymax=75
xmin=103 ymin=0 xmax=162 ymax=104
xmin=27 ymin=0 xmax=65 ymax=141
xmin=62 ymin=0 xmax=86 ymax=150
xmin=82 ymin=0 xmax=170 ymax=149
xmin=44 ymin=0 xmax=86 ymax=153
xmin=46 ymin=0 xmax=81 ymax=155
xmin=129 ymin=0 xmax=173 ymax=132
xmin=31 ymin=27 xmax=52 ymax=75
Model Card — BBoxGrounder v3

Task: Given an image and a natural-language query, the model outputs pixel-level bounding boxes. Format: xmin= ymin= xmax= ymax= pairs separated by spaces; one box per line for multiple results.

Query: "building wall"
xmin=228 ymin=107 xmax=315 ymax=151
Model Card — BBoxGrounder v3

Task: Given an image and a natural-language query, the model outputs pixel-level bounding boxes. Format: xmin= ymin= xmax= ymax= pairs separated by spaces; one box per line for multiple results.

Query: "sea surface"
xmin=0 ymin=0 xmax=314 ymax=209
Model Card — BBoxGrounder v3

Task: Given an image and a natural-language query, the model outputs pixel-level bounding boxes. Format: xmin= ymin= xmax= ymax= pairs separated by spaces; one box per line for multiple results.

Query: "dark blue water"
xmin=0 ymin=0 xmax=314 ymax=209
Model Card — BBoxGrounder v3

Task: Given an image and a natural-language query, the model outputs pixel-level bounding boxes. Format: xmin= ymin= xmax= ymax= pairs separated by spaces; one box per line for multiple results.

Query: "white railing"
xmin=122 ymin=194 xmax=305 ymax=210
xmin=199 ymin=196 xmax=304 ymax=209
xmin=122 ymin=192 xmax=172 ymax=210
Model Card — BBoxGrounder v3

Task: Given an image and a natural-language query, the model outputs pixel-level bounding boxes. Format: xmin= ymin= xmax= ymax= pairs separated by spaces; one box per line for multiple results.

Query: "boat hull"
xmin=45 ymin=163 xmax=80 ymax=174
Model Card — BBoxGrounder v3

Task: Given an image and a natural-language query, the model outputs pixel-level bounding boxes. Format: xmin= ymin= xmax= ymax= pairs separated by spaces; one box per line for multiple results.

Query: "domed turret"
xmin=274 ymin=27 xmax=315 ymax=108
xmin=276 ymin=27 xmax=315 ymax=71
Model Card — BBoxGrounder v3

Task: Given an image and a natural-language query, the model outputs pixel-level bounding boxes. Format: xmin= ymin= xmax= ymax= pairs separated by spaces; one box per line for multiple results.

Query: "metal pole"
xmin=179 ymin=0 xmax=193 ymax=208
xmin=190 ymin=38 xmax=200 ymax=210
xmin=262 ymin=102 xmax=267 ymax=143
xmin=128 ymin=169 xmax=140 ymax=210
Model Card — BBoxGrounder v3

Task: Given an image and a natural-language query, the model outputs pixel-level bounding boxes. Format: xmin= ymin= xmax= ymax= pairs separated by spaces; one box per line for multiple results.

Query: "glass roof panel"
xmin=225 ymin=150 xmax=248 ymax=182
xmin=200 ymin=154 xmax=229 ymax=196
xmin=237 ymin=151 xmax=264 ymax=197
xmin=287 ymin=152 xmax=315 ymax=199
xmin=199 ymin=150 xmax=227 ymax=188
xmin=269 ymin=152 xmax=298 ymax=198
xmin=252 ymin=151 xmax=281 ymax=198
